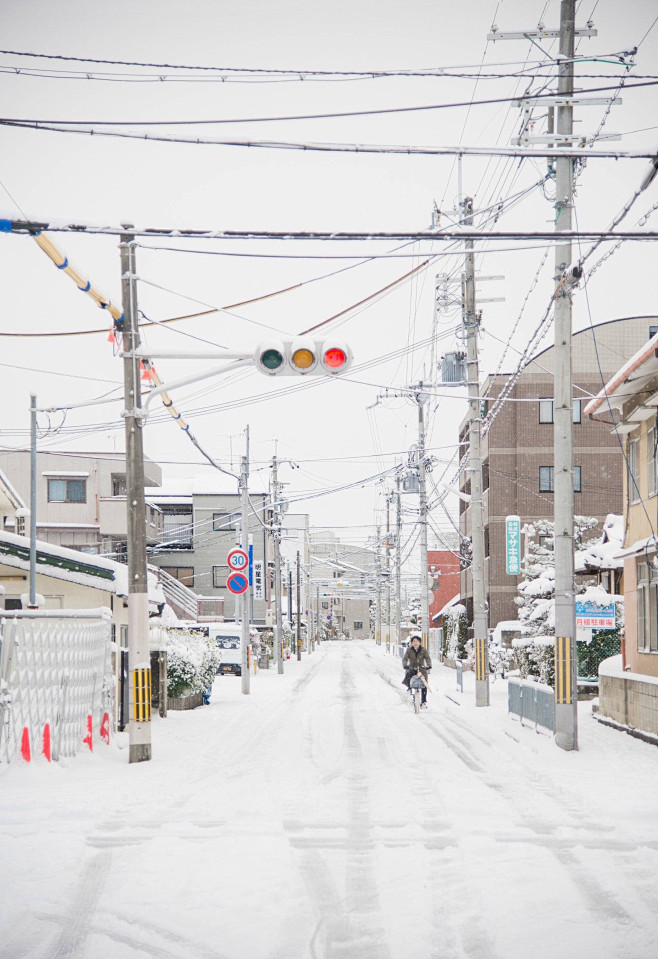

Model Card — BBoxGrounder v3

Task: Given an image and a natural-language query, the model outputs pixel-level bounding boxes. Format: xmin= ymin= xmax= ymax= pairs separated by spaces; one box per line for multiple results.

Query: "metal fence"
xmin=508 ymin=678 xmax=555 ymax=732
xmin=0 ymin=609 xmax=113 ymax=764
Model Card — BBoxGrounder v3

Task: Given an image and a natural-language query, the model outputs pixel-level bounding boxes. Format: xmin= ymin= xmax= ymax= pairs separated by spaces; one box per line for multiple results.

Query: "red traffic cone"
xmin=83 ymin=715 xmax=93 ymax=752
xmin=100 ymin=712 xmax=110 ymax=746
xmin=20 ymin=727 xmax=31 ymax=762
xmin=42 ymin=723 xmax=51 ymax=762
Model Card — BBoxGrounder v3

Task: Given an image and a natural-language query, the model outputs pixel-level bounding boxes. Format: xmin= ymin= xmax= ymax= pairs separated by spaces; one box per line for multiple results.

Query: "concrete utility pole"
xmin=396 ymin=473 xmax=402 ymax=645
xmin=416 ymin=388 xmax=431 ymax=648
xmin=316 ymin=583 xmax=321 ymax=646
xmin=120 ymin=228 xmax=152 ymax=763
xmin=240 ymin=454 xmax=251 ymax=695
xmin=553 ymin=0 xmax=578 ymax=750
xmin=375 ymin=525 xmax=382 ymax=644
xmin=385 ymin=492 xmax=391 ymax=651
xmin=296 ymin=549 xmax=302 ymax=661
xmin=28 ymin=393 xmax=37 ymax=608
xmin=462 ymin=197 xmax=490 ymax=707
xmin=272 ymin=456 xmax=284 ymax=674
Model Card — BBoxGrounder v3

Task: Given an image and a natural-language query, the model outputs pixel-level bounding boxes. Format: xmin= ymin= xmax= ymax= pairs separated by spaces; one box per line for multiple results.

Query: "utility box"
xmin=441 ymin=352 xmax=466 ymax=385
xmin=402 ymin=473 xmax=419 ymax=493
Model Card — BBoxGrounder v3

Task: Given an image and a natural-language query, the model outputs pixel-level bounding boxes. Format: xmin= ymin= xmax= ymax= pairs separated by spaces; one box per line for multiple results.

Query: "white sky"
xmin=1 ymin=0 xmax=658 ymax=559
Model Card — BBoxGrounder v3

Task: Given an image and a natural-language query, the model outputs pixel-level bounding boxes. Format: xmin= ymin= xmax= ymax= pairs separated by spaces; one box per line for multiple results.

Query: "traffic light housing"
xmin=254 ymin=339 xmax=352 ymax=376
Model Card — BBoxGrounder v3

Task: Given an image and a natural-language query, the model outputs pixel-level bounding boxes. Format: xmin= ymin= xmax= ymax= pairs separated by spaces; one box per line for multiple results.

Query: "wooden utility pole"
xmin=120 ymin=228 xmax=151 ymax=763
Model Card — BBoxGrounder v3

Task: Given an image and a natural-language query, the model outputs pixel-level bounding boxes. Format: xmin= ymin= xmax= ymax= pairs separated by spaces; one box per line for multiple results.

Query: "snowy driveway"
xmin=1 ymin=641 xmax=657 ymax=959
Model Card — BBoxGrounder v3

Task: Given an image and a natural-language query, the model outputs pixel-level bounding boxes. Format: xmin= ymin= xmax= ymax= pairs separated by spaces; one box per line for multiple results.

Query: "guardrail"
xmin=508 ymin=678 xmax=555 ymax=732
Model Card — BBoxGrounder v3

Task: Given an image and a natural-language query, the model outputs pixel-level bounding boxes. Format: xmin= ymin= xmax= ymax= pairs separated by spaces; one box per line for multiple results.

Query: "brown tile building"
xmin=459 ymin=316 xmax=657 ymax=628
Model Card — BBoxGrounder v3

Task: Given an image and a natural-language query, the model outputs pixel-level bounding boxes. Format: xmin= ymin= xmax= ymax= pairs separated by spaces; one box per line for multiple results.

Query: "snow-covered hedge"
xmin=512 ymin=635 xmax=555 ymax=686
xmin=165 ymin=630 xmax=222 ymax=698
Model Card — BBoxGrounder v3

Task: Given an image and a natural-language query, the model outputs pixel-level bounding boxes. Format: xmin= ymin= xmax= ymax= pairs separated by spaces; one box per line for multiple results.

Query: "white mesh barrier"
xmin=0 ymin=609 xmax=113 ymax=764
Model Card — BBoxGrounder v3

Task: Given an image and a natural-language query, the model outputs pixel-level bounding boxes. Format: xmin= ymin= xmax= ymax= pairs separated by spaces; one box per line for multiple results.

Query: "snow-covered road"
xmin=1 ymin=641 xmax=657 ymax=959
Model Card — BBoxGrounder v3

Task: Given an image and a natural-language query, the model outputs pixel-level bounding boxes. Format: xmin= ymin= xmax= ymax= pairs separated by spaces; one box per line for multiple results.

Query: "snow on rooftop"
xmin=0 ymin=529 xmax=164 ymax=605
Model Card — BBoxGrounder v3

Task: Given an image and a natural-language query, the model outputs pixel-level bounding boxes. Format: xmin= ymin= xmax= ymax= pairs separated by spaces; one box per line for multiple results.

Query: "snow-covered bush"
xmin=165 ymin=629 xmax=221 ymax=698
xmin=444 ymin=603 xmax=468 ymax=659
xmin=512 ymin=635 xmax=555 ymax=685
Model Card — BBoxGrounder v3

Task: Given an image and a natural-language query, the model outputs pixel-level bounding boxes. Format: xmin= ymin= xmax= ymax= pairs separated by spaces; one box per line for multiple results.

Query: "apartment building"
xmin=146 ymin=475 xmax=270 ymax=624
xmin=0 ymin=450 xmax=163 ymax=556
xmin=459 ymin=316 xmax=654 ymax=628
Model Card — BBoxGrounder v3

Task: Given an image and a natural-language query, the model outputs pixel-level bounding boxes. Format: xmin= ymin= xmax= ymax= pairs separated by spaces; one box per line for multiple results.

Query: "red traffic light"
xmin=323 ymin=347 xmax=347 ymax=369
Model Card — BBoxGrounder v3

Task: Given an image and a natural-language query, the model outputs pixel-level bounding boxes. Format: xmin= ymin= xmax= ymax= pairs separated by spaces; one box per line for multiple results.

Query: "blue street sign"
xmin=227 ymin=571 xmax=249 ymax=595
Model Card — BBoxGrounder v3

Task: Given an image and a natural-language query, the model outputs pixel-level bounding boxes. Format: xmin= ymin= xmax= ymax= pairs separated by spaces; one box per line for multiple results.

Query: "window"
xmin=539 ymin=466 xmax=554 ymax=492
xmin=111 ymin=473 xmax=127 ymax=496
xmin=629 ymin=437 xmax=641 ymax=504
xmin=540 ymin=466 xmax=581 ymax=493
xmin=213 ymin=512 xmax=236 ymax=531
xmin=353 ymin=621 xmax=363 ymax=631
xmin=649 ymin=424 xmax=658 ymax=498
xmin=48 ymin=478 xmax=86 ymax=503
xmin=162 ymin=509 xmax=193 ymax=547
xmin=637 ymin=562 xmax=658 ymax=652
xmin=538 ymin=399 xmax=581 ymax=424
xmin=539 ymin=399 xmax=554 ymax=424
xmin=322 ymin=601 xmax=329 ymax=610
xmin=160 ymin=566 xmax=194 ymax=588
xmin=212 ymin=565 xmax=229 ymax=589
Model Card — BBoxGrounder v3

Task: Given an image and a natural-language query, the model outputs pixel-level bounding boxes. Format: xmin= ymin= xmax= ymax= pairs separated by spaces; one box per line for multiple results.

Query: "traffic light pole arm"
xmin=141 ymin=358 xmax=252 ymax=413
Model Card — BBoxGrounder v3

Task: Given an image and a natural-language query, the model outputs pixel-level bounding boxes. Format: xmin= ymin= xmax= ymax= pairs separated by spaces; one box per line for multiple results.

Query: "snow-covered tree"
xmin=515 ymin=516 xmax=600 ymax=637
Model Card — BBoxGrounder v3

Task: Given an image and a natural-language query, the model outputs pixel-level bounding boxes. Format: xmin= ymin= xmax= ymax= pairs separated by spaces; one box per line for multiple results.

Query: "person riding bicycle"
xmin=402 ymin=633 xmax=432 ymax=707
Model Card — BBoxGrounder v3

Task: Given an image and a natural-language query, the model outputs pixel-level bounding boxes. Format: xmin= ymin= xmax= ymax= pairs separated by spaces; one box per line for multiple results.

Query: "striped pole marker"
xmin=555 ymin=636 xmax=573 ymax=705
xmin=132 ymin=668 xmax=152 ymax=722
xmin=475 ymin=638 xmax=487 ymax=682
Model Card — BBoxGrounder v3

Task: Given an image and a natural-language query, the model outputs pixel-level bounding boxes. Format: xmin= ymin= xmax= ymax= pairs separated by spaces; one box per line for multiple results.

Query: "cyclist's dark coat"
xmin=402 ymin=644 xmax=432 ymax=686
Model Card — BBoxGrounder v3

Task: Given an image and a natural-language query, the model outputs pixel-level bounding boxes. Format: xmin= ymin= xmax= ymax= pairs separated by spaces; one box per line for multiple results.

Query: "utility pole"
xmin=240 ymin=454 xmax=251 ymax=695
xmin=462 ymin=197 xmax=490 ymax=707
xmin=272 ymin=456 xmax=284 ymax=674
xmin=395 ymin=474 xmax=402 ymax=646
xmin=416 ymin=388 xmax=431 ymax=648
xmin=553 ymin=0 xmax=578 ymax=750
xmin=120 ymin=227 xmax=151 ymax=763
xmin=316 ymin=583 xmax=320 ymax=646
xmin=28 ymin=394 xmax=37 ymax=608
xmin=296 ymin=550 xmax=302 ymax=661
xmin=375 ymin=525 xmax=382 ymax=644
xmin=385 ymin=492 xmax=391 ymax=651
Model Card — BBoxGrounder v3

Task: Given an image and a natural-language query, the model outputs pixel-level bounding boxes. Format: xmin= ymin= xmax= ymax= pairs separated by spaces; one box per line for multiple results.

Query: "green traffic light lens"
xmin=261 ymin=348 xmax=284 ymax=370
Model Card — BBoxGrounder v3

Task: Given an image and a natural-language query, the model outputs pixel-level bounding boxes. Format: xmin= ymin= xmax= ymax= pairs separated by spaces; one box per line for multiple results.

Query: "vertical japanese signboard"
xmin=253 ymin=560 xmax=264 ymax=600
xmin=505 ymin=515 xmax=521 ymax=575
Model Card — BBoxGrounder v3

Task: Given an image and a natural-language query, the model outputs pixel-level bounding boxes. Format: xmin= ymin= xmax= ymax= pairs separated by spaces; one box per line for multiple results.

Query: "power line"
xmin=0 ymin=122 xmax=653 ymax=159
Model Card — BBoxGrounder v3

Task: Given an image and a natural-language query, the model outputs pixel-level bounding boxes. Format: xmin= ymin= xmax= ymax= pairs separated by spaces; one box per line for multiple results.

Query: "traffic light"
xmin=254 ymin=339 xmax=352 ymax=376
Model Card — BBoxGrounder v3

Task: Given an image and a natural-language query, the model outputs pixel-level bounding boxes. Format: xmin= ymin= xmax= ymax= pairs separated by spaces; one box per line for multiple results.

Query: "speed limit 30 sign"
xmin=227 ymin=547 xmax=249 ymax=572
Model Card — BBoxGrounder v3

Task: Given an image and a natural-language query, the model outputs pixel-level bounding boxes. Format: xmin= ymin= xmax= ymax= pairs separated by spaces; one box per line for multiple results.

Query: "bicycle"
xmin=409 ymin=670 xmax=426 ymax=714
